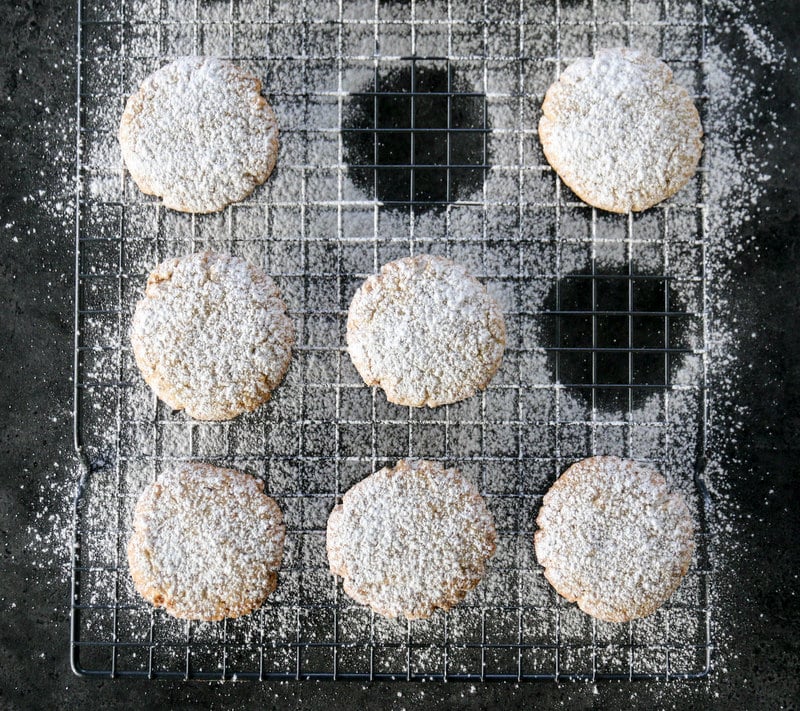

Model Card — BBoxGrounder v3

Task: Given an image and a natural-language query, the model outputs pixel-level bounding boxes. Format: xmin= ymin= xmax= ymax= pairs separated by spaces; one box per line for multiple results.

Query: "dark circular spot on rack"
xmin=541 ymin=266 xmax=692 ymax=411
xmin=342 ymin=62 xmax=489 ymax=212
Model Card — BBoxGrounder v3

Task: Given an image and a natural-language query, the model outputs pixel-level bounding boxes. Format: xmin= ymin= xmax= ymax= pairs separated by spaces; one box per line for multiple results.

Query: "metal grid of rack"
xmin=71 ymin=0 xmax=713 ymax=680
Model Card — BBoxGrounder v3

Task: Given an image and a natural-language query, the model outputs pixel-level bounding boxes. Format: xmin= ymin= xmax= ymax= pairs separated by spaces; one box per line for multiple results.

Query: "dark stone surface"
xmin=1 ymin=1 xmax=798 ymax=708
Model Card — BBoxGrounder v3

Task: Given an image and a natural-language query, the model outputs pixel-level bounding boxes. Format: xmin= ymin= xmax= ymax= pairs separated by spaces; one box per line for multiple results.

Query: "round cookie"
xmin=131 ymin=251 xmax=294 ymax=421
xmin=538 ymin=48 xmax=703 ymax=213
xmin=534 ymin=456 xmax=695 ymax=623
xmin=327 ymin=459 xmax=497 ymax=619
xmin=346 ymin=254 xmax=506 ymax=408
xmin=127 ymin=462 xmax=285 ymax=621
xmin=119 ymin=56 xmax=279 ymax=213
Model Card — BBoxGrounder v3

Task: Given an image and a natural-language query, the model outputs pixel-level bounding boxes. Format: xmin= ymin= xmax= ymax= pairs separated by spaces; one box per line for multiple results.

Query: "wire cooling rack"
xmin=71 ymin=0 xmax=713 ymax=680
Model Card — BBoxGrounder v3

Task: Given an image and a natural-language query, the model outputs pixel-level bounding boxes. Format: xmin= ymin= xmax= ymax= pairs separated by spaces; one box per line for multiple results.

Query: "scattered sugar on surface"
xmin=18 ymin=0 xmax=789 ymax=697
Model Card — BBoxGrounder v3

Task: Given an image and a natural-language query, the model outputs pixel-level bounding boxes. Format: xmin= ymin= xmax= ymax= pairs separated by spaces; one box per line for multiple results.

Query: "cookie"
xmin=538 ymin=48 xmax=703 ymax=213
xmin=131 ymin=251 xmax=294 ymax=421
xmin=127 ymin=462 xmax=285 ymax=621
xmin=534 ymin=456 xmax=695 ymax=623
xmin=119 ymin=56 xmax=279 ymax=213
xmin=327 ymin=459 xmax=497 ymax=619
xmin=346 ymin=254 xmax=506 ymax=408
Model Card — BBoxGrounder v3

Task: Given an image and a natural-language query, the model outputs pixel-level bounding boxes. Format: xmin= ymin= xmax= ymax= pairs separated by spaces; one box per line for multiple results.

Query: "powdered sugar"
xmin=346 ymin=255 xmax=506 ymax=407
xmin=327 ymin=459 xmax=496 ymax=619
xmin=37 ymin=0 xmax=787 ymax=686
xmin=128 ymin=462 xmax=285 ymax=620
xmin=119 ymin=56 xmax=279 ymax=213
xmin=131 ymin=251 xmax=294 ymax=420
xmin=539 ymin=48 xmax=703 ymax=213
xmin=535 ymin=456 xmax=695 ymax=623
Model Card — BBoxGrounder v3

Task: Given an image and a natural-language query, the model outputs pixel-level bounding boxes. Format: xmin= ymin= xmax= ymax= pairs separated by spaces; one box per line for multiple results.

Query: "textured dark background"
xmin=1 ymin=1 xmax=798 ymax=708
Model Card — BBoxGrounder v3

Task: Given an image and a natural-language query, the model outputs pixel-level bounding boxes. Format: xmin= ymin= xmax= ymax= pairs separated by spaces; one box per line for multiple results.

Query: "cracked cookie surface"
xmin=128 ymin=462 xmax=285 ymax=621
xmin=539 ymin=48 xmax=703 ymax=213
xmin=346 ymin=254 xmax=506 ymax=407
xmin=119 ymin=56 xmax=279 ymax=213
xmin=535 ymin=456 xmax=695 ymax=622
xmin=327 ymin=459 xmax=497 ymax=619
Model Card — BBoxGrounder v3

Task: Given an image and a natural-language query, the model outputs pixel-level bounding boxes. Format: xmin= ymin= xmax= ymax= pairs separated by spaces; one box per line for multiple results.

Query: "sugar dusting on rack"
xmin=19 ymin=0 xmax=789 ymax=691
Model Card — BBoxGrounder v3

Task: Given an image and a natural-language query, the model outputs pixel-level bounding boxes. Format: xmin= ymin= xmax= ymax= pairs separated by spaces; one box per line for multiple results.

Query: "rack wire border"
xmin=70 ymin=0 xmax=715 ymax=681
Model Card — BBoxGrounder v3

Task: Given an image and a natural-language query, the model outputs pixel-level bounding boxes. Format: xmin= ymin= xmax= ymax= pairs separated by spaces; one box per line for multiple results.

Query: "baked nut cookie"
xmin=127 ymin=462 xmax=285 ymax=621
xmin=131 ymin=251 xmax=294 ymax=421
xmin=538 ymin=48 xmax=703 ymax=213
xmin=346 ymin=255 xmax=506 ymax=407
xmin=119 ymin=56 xmax=279 ymax=213
xmin=327 ymin=459 xmax=496 ymax=619
xmin=534 ymin=456 xmax=695 ymax=622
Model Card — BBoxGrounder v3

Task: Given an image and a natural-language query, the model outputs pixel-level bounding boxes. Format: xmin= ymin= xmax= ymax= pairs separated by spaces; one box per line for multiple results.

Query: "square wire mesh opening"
xmin=72 ymin=0 xmax=713 ymax=681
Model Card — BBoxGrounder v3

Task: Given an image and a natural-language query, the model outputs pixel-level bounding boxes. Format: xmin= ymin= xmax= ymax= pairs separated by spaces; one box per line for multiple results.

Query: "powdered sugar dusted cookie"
xmin=346 ymin=255 xmax=506 ymax=408
xmin=534 ymin=456 xmax=695 ymax=623
xmin=127 ymin=462 xmax=285 ymax=621
xmin=539 ymin=48 xmax=703 ymax=213
xmin=119 ymin=56 xmax=279 ymax=213
xmin=131 ymin=251 xmax=294 ymax=421
xmin=327 ymin=459 xmax=496 ymax=619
